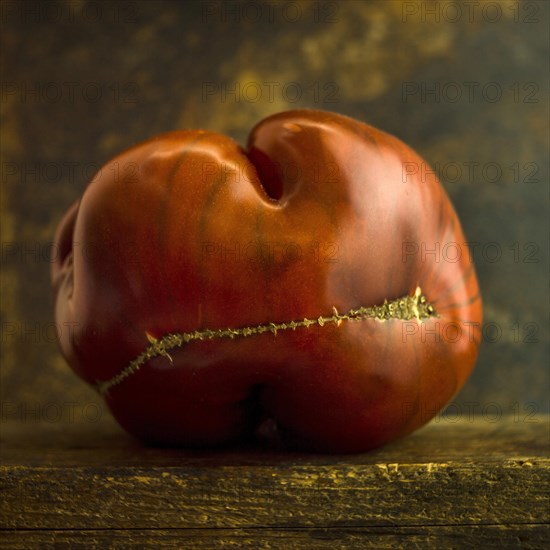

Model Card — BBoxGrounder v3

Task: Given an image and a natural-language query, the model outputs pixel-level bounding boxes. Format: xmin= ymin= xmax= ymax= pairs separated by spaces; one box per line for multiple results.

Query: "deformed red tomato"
xmin=52 ymin=110 xmax=482 ymax=452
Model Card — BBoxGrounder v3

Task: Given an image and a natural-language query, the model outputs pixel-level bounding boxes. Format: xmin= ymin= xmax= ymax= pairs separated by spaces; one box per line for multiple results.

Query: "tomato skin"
xmin=52 ymin=110 xmax=482 ymax=452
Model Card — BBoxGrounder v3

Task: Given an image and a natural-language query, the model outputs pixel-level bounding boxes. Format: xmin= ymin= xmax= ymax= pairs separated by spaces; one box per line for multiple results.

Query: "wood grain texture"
xmin=0 ymin=525 xmax=548 ymax=549
xmin=1 ymin=416 xmax=549 ymax=547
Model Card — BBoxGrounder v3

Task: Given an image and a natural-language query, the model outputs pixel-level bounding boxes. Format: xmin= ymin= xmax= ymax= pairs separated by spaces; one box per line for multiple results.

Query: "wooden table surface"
xmin=1 ymin=415 xmax=548 ymax=548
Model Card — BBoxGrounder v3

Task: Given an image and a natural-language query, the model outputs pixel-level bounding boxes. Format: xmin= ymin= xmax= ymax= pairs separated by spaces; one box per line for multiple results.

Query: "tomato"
xmin=52 ymin=110 xmax=482 ymax=452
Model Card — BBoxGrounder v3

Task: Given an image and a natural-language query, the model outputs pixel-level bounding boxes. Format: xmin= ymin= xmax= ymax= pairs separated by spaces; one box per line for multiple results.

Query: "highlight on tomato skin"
xmin=51 ymin=109 xmax=482 ymax=453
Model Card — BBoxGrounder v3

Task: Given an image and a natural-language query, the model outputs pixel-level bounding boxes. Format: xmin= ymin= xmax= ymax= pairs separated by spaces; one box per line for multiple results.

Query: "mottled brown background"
xmin=1 ymin=0 xmax=548 ymax=434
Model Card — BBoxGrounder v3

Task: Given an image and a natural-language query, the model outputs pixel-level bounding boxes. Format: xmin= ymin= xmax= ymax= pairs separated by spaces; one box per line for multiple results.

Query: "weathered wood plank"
xmin=1 ymin=416 xmax=548 ymax=532
xmin=0 ymin=525 xmax=548 ymax=549
xmin=1 ymin=459 xmax=548 ymax=530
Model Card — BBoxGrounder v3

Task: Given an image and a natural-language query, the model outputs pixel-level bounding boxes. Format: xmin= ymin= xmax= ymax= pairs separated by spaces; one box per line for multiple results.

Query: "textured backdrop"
xmin=1 ymin=0 xmax=548 ymax=434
